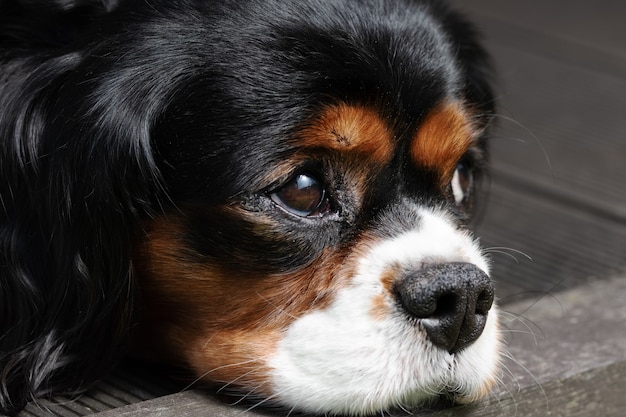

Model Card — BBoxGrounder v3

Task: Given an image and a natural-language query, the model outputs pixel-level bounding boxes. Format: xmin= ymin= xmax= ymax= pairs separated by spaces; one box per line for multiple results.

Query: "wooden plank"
xmin=450 ymin=0 xmax=626 ymax=61
xmin=90 ymin=277 xmax=626 ymax=417
xmin=17 ymin=362 xmax=185 ymax=416
xmin=89 ymin=391 xmax=264 ymax=417
xmin=452 ymin=11 xmax=626 ymax=79
xmin=423 ymin=361 xmax=626 ymax=417
xmin=477 ymin=182 xmax=626 ymax=300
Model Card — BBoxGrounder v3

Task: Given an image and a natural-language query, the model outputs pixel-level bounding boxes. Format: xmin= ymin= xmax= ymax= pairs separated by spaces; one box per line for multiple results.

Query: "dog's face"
xmin=128 ymin=1 xmax=500 ymax=413
xmin=0 ymin=0 xmax=499 ymax=415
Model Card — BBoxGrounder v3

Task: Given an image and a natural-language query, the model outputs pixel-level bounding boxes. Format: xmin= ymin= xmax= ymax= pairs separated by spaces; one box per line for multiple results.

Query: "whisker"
xmin=484 ymin=364 xmax=514 ymax=414
xmin=489 ymin=113 xmax=552 ymax=172
xmin=500 ymin=348 xmax=548 ymax=413
xmin=499 ymin=310 xmax=545 ymax=347
xmin=485 ymin=134 xmax=533 ymax=144
xmin=285 ymin=405 xmax=297 ymax=417
xmin=217 ymin=367 xmax=260 ymax=395
xmin=395 ymin=401 xmax=412 ymax=415
xmin=180 ymin=357 xmax=263 ymax=392
xmin=517 ymin=283 xmax=565 ymax=318
xmin=255 ymin=291 xmax=299 ymax=321
xmin=241 ymin=390 xmax=281 ymax=414
xmin=485 ymin=246 xmax=533 ymax=262
xmin=485 ymin=249 xmax=524 ymax=264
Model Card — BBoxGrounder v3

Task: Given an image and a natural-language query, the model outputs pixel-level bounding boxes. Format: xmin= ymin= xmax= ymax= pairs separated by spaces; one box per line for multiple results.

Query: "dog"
xmin=0 ymin=0 xmax=500 ymax=415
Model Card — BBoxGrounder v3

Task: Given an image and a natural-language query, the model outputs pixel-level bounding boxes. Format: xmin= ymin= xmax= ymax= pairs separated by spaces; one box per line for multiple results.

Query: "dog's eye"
xmin=270 ymin=173 xmax=330 ymax=217
xmin=451 ymin=162 xmax=473 ymax=207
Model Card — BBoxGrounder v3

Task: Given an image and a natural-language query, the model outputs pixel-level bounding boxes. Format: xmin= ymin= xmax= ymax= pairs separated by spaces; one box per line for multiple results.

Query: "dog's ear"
xmin=0 ymin=29 xmax=165 ymax=415
xmin=5 ymin=0 xmax=119 ymax=13
xmin=0 ymin=71 xmax=132 ymax=414
xmin=1 ymin=0 xmax=120 ymax=52
xmin=94 ymin=0 xmax=120 ymax=12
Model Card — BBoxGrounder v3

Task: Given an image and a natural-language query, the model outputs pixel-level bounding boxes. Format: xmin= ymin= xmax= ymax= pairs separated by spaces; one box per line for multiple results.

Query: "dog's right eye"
xmin=270 ymin=173 xmax=331 ymax=217
xmin=451 ymin=161 xmax=473 ymax=208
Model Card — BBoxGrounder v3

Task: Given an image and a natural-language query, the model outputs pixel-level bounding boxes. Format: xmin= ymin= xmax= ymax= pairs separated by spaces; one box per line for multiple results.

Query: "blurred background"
xmin=450 ymin=0 xmax=626 ymax=302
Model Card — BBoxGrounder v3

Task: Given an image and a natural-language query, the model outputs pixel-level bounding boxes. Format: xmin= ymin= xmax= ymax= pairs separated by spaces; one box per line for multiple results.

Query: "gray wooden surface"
xmin=459 ymin=0 xmax=626 ymax=301
xmin=15 ymin=0 xmax=626 ymax=415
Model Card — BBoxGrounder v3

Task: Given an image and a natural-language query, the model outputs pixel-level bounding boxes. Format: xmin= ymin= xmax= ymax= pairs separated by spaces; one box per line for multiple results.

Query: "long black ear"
xmin=3 ymin=0 xmax=119 ymax=13
xmin=0 ymin=8 xmax=168 ymax=416
xmin=0 ymin=0 xmax=120 ymax=53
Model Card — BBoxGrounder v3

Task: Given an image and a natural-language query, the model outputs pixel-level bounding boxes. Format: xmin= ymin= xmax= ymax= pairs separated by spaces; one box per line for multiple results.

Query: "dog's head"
xmin=0 ymin=0 xmax=498 ymax=415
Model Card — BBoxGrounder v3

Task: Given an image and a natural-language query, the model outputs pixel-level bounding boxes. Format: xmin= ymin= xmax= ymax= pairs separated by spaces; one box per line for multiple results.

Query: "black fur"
xmin=0 ymin=0 xmax=493 ymax=414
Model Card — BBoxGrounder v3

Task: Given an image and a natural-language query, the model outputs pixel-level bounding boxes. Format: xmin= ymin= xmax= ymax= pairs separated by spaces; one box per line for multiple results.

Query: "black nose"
xmin=394 ymin=262 xmax=494 ymax=353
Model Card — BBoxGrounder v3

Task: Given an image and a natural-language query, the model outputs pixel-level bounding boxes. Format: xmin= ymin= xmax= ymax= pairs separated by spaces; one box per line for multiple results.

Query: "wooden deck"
xmin=15 ymin=0 xmax=626 ymax=415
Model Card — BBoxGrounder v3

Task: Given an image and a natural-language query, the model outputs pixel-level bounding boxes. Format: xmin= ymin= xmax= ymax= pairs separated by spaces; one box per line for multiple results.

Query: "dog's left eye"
xmin=451 ymin=162 xmax=473 ymax=207
xmin=270 ymin=173 xmax=330 ymax=217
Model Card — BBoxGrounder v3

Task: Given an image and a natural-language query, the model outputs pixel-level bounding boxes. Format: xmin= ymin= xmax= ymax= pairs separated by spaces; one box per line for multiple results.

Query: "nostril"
xmin=432 ymin=292 xmax=458 ymax=318
xmin=476 ymin=288 xmax=494 ymax=316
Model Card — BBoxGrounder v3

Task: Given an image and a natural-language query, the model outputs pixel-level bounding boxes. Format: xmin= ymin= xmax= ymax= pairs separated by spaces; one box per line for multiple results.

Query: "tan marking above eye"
xmin=298 ymin=103 xmax=394 ymax=164
xmin=410 ymin=100 xmax=480 ymax=185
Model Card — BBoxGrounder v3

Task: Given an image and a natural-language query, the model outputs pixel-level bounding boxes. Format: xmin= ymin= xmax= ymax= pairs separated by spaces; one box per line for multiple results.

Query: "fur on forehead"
xmin=151 ymin=0 xmax=492 ymax=199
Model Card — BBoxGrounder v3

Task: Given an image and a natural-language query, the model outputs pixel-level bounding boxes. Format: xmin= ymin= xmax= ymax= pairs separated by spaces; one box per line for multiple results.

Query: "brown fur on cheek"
xmin=131 ymin=211 xmax=358 ymax=393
